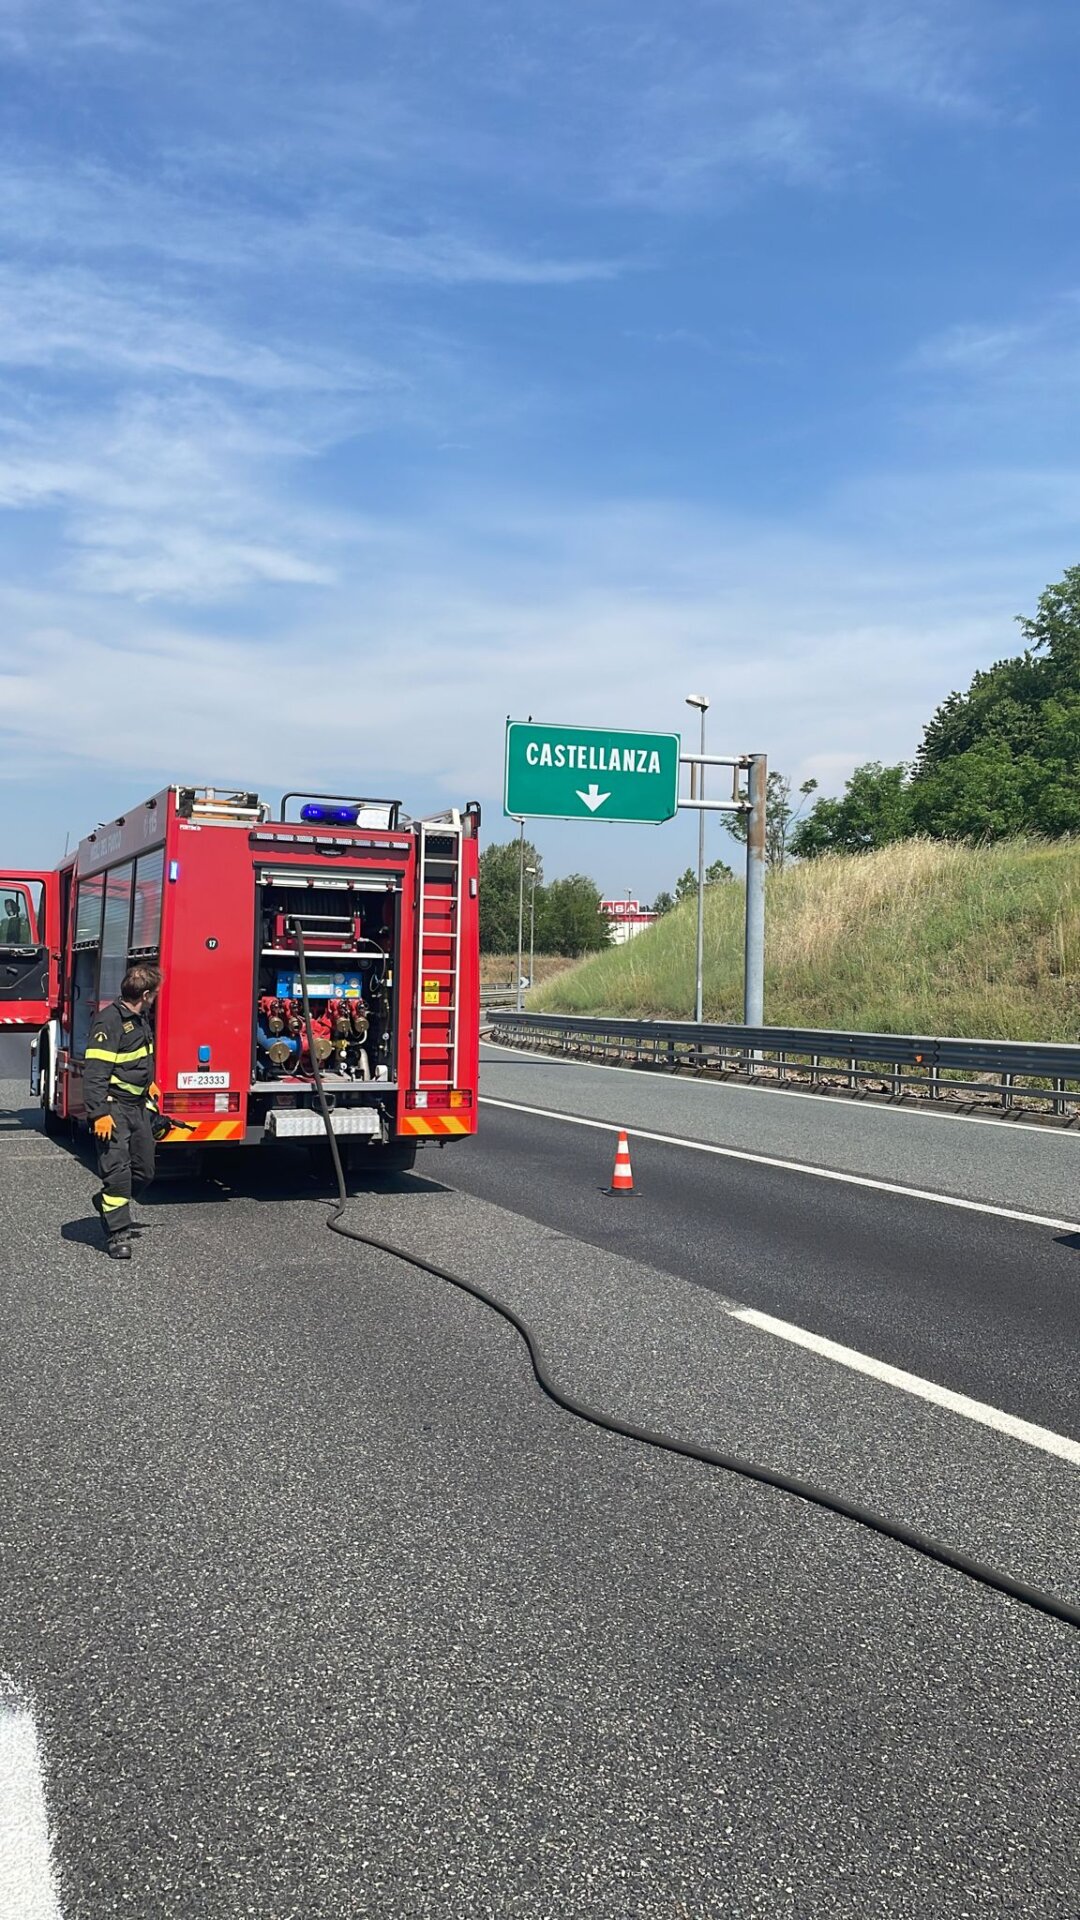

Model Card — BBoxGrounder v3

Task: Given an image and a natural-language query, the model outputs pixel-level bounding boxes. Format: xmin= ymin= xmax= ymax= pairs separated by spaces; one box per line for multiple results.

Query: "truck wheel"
xmin=341 ymin=1140 xmax=417 ymax=1178
xmin=39 ymin=1047 xmax=63 ymax=1135
xmin=373 ymin=1142 xmax=417 ymax=1177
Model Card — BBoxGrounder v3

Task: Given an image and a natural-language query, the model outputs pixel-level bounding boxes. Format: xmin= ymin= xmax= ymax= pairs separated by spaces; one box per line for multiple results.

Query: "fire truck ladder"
xmin=415 ymin=814 xmax=463 ymax=1091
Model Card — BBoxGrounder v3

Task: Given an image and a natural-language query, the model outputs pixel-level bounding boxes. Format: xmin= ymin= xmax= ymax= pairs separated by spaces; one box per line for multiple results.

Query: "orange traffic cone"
xmin=606 ymin=1130 xmax=635 ymax=1196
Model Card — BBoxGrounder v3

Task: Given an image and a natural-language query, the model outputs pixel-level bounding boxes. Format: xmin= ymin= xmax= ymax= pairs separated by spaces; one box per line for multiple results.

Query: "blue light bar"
xmin=300 ymin=803 xmax=361 ymax=826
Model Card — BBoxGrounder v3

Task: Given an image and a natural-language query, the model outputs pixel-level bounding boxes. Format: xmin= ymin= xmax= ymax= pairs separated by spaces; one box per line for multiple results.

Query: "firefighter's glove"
xmin=92 ymin=1114 xmax=115 ymax=1141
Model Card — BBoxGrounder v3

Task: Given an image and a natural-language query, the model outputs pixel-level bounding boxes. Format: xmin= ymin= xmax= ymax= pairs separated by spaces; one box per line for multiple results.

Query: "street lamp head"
xmin=685 ymin=692 xmax=709 ymax=712
xmin=525 ymin=865 xmax=537 ymax=876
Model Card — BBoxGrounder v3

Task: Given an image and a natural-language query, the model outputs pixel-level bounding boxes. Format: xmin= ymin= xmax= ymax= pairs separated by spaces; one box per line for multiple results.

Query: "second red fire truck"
xmin=2 ymin=783 xmax=480 ymax=1171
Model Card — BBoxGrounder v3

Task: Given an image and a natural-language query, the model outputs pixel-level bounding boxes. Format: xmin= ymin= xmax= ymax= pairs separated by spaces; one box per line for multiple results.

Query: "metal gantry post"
xmin=743 ymin=752 xmax=767 ymax=1027
xmin=684 ymin=693 xmax=710 ymax=1024
xmin=677 ymin=739 xmax=766 ymax=1029
xmin=694 ymin=706 xmax=707 ymax=1024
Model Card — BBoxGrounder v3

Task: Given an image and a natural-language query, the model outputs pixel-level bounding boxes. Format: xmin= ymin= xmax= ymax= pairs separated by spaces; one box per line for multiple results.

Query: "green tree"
xmin=777 ymin=567 xmax=1080 ymax=855
xmin=1030 ymin=693 xmax=1080 ymax=832
xmin=478 ymin=838 xmax=542 ymax=954
xmin=536 ymin=875 xmax=611 ymax=956
xmin=728 ymin=771 xmax=817 ymax=869
xmin=791 ymin=762 xmax=912 ymax=858
xmin=674 ymin=859 xmax=732 ymax=902
xmin=907 ymin=563 xmax=1080 ymax=840
xmin=908 ymin=739 xmax=1030 ymax=840
xmin=651 ymin=890 xmax=676 ymax=916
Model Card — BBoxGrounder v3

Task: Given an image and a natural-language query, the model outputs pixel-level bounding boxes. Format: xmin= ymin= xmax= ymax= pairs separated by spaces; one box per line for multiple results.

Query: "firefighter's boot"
xmin=106 ymin=1231 xmax=133 ymax=1262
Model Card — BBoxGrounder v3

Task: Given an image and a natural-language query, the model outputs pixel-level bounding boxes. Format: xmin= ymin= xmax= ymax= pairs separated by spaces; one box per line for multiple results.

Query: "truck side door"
xmin=0 ymin=871 xmax=59 ymax=1030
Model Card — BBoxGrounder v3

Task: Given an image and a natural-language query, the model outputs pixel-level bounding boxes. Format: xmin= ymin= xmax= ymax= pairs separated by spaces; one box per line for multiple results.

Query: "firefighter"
xmin=84 ymin=964 xmax=163 ymax=1261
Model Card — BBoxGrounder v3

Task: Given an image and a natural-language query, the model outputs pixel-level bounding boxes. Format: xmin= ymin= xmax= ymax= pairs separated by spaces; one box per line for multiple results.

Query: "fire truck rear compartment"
xmin=253 ymin=870 xmax=400 ymax=1095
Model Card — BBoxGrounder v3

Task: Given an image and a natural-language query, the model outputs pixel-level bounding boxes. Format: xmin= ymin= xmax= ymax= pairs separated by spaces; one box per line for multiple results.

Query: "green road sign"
xmin=504 ymin=720 xmax=681 ymax=824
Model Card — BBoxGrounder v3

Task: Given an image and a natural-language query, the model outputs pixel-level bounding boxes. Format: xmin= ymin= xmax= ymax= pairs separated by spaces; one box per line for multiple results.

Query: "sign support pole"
xmin=515 ymin=818 xmax=526 ymax=1013
xmin=693 ymin=708 xmax=707 ymax=1025
xmin=678 ymin=749 xmax=768 ymax=1028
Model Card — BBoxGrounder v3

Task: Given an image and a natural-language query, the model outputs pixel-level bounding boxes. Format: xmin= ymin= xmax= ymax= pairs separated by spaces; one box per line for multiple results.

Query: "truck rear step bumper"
xmin=265 ymin=1109 xmax=381 ymax=1139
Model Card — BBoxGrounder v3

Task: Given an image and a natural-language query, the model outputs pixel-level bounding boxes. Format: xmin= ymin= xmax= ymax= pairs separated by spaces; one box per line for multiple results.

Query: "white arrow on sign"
xmin=576 ymin=785 xmax=611 ymax=813
xmin=572 ymin=779 xmax=607 ymax=810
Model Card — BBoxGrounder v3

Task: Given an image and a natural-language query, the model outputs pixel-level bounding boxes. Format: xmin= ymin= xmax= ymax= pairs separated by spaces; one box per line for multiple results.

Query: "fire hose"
xmin=291 ymin=923 xmax=1080 ymax=1635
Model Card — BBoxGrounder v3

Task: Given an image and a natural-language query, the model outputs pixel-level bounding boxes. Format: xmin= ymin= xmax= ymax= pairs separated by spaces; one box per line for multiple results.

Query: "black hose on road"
xmin=292 ymin=928 xmax=1080 ymax=1635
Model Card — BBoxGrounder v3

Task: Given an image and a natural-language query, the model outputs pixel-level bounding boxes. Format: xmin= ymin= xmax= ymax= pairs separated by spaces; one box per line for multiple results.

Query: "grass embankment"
xmin=529 ymin=838 xmax=1080 ymax=1041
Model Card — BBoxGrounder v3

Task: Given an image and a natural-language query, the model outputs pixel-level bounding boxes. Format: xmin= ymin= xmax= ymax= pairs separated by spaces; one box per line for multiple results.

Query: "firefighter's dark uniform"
xmin=84 ymin=1001 xmax=157 ymax=1241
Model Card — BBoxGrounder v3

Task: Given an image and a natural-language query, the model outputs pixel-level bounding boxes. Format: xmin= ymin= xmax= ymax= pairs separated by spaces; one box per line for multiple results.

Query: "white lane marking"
xmin=0 ymin=1683 xmax=63 ymax=1918
xmin=480 ymin=1037 xmax=1080 ymax=1141
xmin=478 ymin=1096 xmax=1080 ymax=1232
xmin=727 ymin=1306 xmax=1080 ymax=1466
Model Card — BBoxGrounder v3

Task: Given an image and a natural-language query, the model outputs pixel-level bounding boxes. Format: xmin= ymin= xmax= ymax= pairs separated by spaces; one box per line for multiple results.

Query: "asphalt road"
xmin=1 ymin=1035 xmax=1078 ymax=1916
xmin=456 ymin=1100 xmax=1080 ymax=1438
xmin=480 ymin=1036 xmax=1080 ymax=1222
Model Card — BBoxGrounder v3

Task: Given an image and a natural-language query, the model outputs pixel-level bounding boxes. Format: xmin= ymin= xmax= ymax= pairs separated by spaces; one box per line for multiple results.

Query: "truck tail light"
xmin=168 ymin=1092 xmax=242 ymax=1114
xmin=405 ymin=1090 xmax=472 ymax=1112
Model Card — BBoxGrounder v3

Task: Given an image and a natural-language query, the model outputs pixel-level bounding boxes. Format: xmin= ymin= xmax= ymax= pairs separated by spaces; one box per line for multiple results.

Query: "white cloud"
xmin=0 ymin=0 xmax=148 ymax=56
xmin=911 ymin=324 xmax=1032 ymax=375
xmin=0 ymin=392 xmax=356 ymax=597
xmin=0 ymin=0 xmax=1065 ymax=905
xmin=812 ymin=2 xmax=991 ymax=118
xmin=912 ymin=301 xmax=1080 ymax=392
xmin=0 ymin=0 xmax=1012 ymax=228
xmin=0 ymin=265 xmax=393 ymax=391
xmin=0 ymin=162 xmax=623 ymax=287
xmin=1 ymin=470 xmax=1073 ymax=803
xmin=903 ymin=297 xmax=1080 ymax=467
xmin=488 ymin=0 xmax=1005 ymax=210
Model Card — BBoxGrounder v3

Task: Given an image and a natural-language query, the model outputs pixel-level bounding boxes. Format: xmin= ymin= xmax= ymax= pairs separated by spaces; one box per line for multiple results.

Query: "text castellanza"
xmin=524 ymin=742 xmax=663 ymax=774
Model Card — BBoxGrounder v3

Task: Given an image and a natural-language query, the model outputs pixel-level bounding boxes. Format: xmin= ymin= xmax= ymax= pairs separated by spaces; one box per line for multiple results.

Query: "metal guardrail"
xmin=480 ymin=985 xmax=518 ymax=1008
xmin=487 ymin=1011 xmax=1080 ymax=1116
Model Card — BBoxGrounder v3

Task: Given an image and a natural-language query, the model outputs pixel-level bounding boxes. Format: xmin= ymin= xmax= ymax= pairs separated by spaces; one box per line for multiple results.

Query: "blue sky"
xmin=1 ymin=0 xmax=1079 ymax=897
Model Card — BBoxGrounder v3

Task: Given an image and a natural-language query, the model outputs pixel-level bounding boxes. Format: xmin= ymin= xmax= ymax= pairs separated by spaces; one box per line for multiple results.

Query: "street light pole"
xmin=526 ymin=865 xmax=537 ymax=990
xmin=685 ymin=693 xmax=709 ymax=1024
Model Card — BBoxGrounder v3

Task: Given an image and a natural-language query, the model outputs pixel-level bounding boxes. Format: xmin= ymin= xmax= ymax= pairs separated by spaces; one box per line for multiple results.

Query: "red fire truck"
xmin=3 ymin=784 xmax=480 ymax=1171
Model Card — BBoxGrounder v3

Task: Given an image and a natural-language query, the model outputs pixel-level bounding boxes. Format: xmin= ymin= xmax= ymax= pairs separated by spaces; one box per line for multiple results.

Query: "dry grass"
xmin=530 ymin=836 xmax=1080 ymax=1040
xmin=480 ymin=953 xmax=583 ymax=988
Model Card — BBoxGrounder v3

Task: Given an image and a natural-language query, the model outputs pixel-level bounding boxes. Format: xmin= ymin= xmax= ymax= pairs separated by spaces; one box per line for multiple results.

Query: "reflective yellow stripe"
xmin=162 ymin=1119 xmax=244 ymax=1143
xmin=111 ymin=1077 xmax=145 ymax=1095
xmin=86 ymin=1047 xmax=121 ymax=1063
xmin=101 ymin=1194 xmax=128 ymax=1213
xmin=86 ymin=1044 xmax=150 ymax=1065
